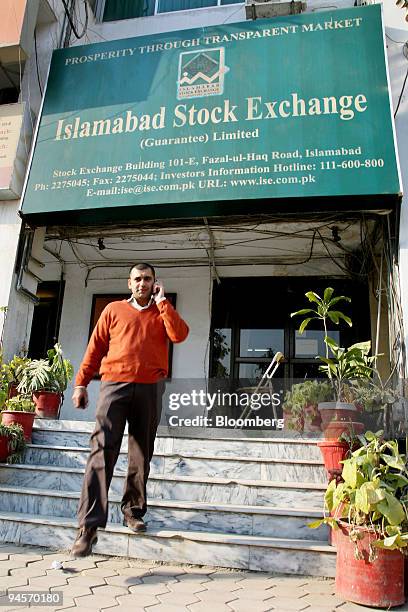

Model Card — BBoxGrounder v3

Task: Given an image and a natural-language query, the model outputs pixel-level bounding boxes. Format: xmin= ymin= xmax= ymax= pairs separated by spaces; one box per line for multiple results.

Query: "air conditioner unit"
xmin=354 ymin=0 xmax=379 ymax=5
xmin=245 ymin=0 xmax=305 ymax=20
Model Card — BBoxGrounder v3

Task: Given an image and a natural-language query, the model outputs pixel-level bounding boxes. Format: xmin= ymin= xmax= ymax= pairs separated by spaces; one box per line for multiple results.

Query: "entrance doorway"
xmin=28 ymin=281 xmax=65 ymax=358
xmin=210 ymin=277 xmax=371 ymax=384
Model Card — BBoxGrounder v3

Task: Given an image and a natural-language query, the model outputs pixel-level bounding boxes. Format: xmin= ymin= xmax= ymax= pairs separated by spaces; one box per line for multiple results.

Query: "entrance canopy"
xmin=21 ymin=5 xmax=401 ymax=225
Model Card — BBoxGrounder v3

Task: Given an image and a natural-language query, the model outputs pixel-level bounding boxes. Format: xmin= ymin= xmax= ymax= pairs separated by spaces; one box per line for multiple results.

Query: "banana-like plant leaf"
xmin=305 ymin=291 xmax=324 ymax=304
xmin=290 ymin=309 xmax=315 ymax=318
xmin=298 ymin=318 xmax=314 ymax=335
xmin=327 ymin=295 xmax=352 ymax=308
xmin=323 ymin=287 xmax=334 ymax=302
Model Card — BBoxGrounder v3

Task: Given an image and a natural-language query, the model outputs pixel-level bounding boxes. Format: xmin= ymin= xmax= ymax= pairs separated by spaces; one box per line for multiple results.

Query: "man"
xmin=71 ymin=262 xmax=189 ymax=557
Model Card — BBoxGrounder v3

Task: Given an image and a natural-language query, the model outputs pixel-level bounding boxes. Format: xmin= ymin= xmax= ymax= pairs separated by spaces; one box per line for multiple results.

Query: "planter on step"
xmin=1 ymin=410 xmax=35 ymax=442
xmin=323 ymin=420 xmax=365 ymax=440
xmin=317 ymin=440 xmax=349 ymax=477
xmin=318 ymin=402 xmax=358 ymax=430
xmin=336 ymin=520 xmax=405 ymax=608
xmin=33 ymin=391 xmax=61 ymax=419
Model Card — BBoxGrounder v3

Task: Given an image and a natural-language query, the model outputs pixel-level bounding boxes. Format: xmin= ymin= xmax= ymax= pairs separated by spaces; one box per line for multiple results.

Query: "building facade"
xmin=0 ymin=0 xmax=407 ymax=426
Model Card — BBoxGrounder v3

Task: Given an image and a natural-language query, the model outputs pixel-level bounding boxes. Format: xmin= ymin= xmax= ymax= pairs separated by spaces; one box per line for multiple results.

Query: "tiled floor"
xmin=0 ymin=542 xmax=405 ymax=611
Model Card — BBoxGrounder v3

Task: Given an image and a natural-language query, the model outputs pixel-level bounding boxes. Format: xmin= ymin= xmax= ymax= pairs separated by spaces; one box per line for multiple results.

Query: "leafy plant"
xmin=0 ymin=423 xmax=26 ymax=464
xmin=17 ymin=359 xmax=53 ymax=394
xmin=48 ymin=344 xmax=74 ymax=393
xmin=310 ymin=430 xmax=408 ymax=554
xmin=17 ymin=343 xmax=73 ymax=395
xmin=350 ymin=377 xmax=400 ymax=414
xmin=291 ymin=288 xmax=377 ymax=403
xmin=3 ymin=396 xmax=36 ymax=413
xmin=318 ymin=338 xmax=376 ymax=402
xmin=1 ymin=355 xmax=31 ymax=385
xmin=282 ymin=380 xmax=333 ymax=429
xmin=291 ymin=287 xmax=352 ymax=359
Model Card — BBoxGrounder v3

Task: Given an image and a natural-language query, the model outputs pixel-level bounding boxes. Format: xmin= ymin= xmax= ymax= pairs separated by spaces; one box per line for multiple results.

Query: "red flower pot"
xmin=323 ymin=420 xmax=365 ymax=440
xmin=1 ymin=411 xmax=35 ymax=442
xmin=0 ymin=435 xmax=9 ymax=461
xmin=317 ymin=439 xmax=349 ymax=475
xmin=336 ymin=521 xmax=405 ymax=608
xmin=319 ymin=402 xmax=360 ymax=432
xmin=33 ymin=391 xmax=61 ymax=419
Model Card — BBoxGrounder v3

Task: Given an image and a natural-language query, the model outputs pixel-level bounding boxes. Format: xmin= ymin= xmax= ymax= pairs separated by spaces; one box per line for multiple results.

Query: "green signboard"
xmin=21 ymin=5 xmax=401 ymax=222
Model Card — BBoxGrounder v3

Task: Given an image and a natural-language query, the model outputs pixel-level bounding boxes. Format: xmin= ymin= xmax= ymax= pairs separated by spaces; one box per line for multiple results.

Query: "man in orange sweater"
xmin=71 ymin=262 xmax=189 ymax=557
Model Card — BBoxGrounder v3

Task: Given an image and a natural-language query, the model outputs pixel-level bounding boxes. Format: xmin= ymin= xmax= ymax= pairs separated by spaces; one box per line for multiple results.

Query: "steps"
xmin=0 ymin=420 xmax=335 ymax=576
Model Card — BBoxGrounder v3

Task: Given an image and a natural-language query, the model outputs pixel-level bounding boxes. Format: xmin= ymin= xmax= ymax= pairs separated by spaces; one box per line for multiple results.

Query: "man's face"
xmin=128 ymin=268 xmax=155 ymax=304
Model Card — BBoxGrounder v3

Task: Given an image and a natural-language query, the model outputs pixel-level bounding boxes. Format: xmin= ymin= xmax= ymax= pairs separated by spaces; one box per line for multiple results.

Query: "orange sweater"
xmin=75 ymin=299 xmax=189 ymax=386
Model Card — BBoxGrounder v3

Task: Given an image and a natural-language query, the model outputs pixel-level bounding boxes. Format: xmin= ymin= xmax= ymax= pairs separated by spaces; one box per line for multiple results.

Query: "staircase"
xmin=0 ymin=420 xmax=335 ymax=576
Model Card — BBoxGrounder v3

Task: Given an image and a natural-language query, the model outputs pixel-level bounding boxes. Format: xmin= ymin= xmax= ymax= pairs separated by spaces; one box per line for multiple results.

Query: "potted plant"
xmin=350 ymin=375 xmax=400 ymax=437
xmin=0 ymin=355 xmax=31 ymax=400
xmin=0 ymin=422 xmax=26 ymax=463
xmin=310 ymin=430 xmax=408 ymax=608
xmin=317 ymin=336 xmax=375 ymax=438
xmin=17 ymin=343 xmax=74 ymax=418
xmin=282 ymin=380 xmax=332 ymax=432
xmin=1 ymin=395 xmax=36 ymax=441
xmin=291 ymin=288 xmax=375 ymax=437
xmin=292 ymin=287 xmax=381 ymax=476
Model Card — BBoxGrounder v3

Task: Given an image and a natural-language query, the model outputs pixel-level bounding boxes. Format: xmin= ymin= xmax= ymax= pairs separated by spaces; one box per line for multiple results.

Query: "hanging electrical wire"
xmin=61 ymin=0 xmax=89 ymax=40
xmin=34 ymin=28 xmax=43 ymax=96
xmin=394 ymin=65 xmax=408 ymax=117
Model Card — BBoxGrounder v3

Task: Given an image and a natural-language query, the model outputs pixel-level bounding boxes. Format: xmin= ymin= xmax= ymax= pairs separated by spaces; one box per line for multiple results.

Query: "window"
xmin=0 ymin=61 xmax=21 ymax=105
xmin=210 ymin=277 xmax=371 ymax=385
xmin=95 ymin=0 xmax=242 ymax=20
xmin=28 ymin=281 xmax=65 ymax=358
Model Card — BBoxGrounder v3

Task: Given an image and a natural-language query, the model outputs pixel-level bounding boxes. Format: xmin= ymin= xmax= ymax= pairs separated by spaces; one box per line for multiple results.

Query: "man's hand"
xmin=72 ymin=387 xmax=89 ymax=409
xmin=153 ymin=280 xmax=165 ymax=303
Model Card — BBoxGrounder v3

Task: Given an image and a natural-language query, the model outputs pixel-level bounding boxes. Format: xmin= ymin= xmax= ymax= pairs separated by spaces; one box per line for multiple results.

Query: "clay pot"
xmin=1 ymin=411 xmax=35 ymax=442
xmin=33 ymin=391 xmax=61 ymax=419
xmin=336 ymin=521 xmax=404 ymax=608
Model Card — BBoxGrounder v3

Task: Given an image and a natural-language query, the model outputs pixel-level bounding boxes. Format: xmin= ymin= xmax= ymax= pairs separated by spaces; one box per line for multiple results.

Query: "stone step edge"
xmin=0 ymin=484 xmax=324 ymax=517
xmin=26 ymin=443 xmax=324 ymax=466
xmin=0 ymin=462 xmax=327 ymax=490
xmin=0 ymin=511 xmax=334 ymax=553
xmin=32 ymin=420 xmax=320 ymax=444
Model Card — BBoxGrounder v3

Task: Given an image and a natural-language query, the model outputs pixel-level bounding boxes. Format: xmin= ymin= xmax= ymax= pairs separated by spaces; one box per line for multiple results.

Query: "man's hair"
xmin=128 ymin=263 xmax=156 ymax=279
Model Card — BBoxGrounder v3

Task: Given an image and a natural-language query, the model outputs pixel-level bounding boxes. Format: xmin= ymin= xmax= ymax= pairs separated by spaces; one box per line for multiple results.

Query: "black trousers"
xmin=78 ymin=381 xmax=164 ymax=529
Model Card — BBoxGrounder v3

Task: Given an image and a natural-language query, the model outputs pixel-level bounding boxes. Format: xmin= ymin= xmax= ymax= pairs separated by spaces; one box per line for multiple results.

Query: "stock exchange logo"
xmin=177 ymin=48 xmax=228 ymax=100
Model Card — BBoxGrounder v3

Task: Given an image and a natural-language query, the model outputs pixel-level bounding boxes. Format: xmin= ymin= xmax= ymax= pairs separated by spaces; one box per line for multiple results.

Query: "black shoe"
xmin=71 ymin=526 xmax=98 ymax=557
xmin=124 ymin=516 xmax=146 ymax=532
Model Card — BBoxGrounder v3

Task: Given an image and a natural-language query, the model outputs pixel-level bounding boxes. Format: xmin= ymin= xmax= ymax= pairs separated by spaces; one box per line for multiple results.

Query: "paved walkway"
xmin=0 ymin=542 xmax=406 ymax=612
